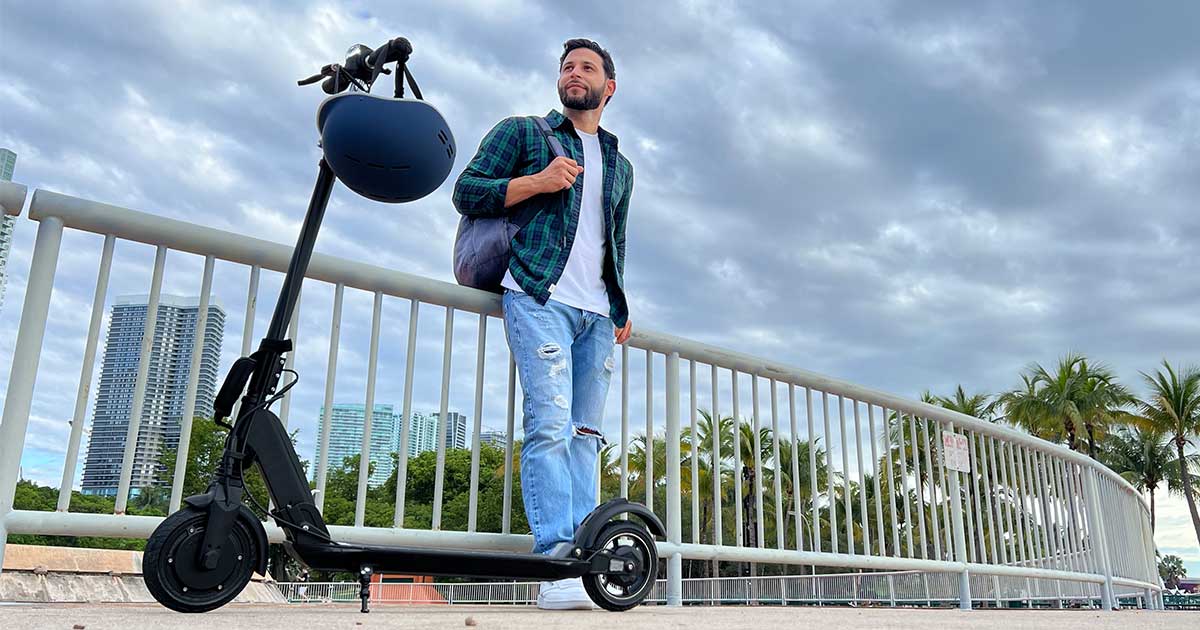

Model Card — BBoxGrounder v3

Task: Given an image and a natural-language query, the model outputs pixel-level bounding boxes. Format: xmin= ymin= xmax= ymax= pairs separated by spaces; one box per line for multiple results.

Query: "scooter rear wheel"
xmin=143 ymin=505 xmax=259 ymax=613
xmin=582 ymin=521 xmax=658 ymax=611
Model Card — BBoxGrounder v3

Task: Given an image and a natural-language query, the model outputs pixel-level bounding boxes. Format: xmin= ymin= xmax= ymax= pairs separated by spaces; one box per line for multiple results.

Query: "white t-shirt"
xmin=502 ymin=128 xmax=609 ymax=316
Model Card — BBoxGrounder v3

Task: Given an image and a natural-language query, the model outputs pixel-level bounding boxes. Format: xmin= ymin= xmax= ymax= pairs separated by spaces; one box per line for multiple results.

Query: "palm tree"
xmin=1076 ymin=359 xmax=1135 ymax=458
xmin=682 ymin=411 xmax=735 ymax=542
xmin=925 ymin=386 xmax=996 ymax=560
xmin=736 ymin=419 xmax=773 ymax=552
xmin=998 ymin=354 xmax=1133 ymax=458
xmin=1102 ymin=426 xmax=1200 ymax=531
xmin=1134 ymin=361 xmax=1200 ymax=548
xmin=774 ymin=438 xmax=828 ymax=551
xmin=1158 ymin=553 xmax=1187 ymax=590
xmin=627 ymin=433 xmax=670 ymax=507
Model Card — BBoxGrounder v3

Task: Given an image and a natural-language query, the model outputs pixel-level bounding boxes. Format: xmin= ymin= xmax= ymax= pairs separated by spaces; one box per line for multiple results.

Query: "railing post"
xmin=665 ymin=351 xmax=683 ymax=606
xmin=0 ymin=216 xmax=65 ymax=576
xmin=946 ymin=423 xmax=972 ymax=610
xmin=114 ymin=245 xmax=167 ymax=514
xmin=1082 ymin=467 xmax=1116 ymax=610
xmin=60 ymin=234 xmax=115 ymax=512
xmin=1136 ymin=497 xmax=1160 ymax=610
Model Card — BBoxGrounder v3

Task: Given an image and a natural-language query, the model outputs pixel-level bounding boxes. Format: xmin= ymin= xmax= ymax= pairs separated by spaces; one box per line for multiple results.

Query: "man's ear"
xmin=606 ymin=78 xmax=616 ymax=99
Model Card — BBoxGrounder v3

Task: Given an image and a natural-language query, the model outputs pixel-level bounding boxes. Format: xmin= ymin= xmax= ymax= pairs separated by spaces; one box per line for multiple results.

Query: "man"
xmin=452 ymin=38 xmax=633 ymax=610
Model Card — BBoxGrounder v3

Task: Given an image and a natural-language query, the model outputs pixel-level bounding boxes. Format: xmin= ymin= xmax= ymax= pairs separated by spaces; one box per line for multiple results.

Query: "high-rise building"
xmin=0 ymin=148 xmax=17 ymax=313
xmin=406 ymin=411 xmax=437 ymax=458
xmin=316 ymin=403 xmax=399 ymax=487
xmin=400 ymin=411 xmax=472 ymax=459
xmin=81 ymin=294 xmax=225 ymax=496
xmin=479 ymin=428 xmax=507 ymax=448
xmin=433 ymin=411 xmax=469 ymax=450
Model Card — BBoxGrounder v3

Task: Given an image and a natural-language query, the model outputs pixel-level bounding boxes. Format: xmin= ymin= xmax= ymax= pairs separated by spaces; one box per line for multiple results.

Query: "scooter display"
xmin=142 ymin=36 xmax=663 ymax=614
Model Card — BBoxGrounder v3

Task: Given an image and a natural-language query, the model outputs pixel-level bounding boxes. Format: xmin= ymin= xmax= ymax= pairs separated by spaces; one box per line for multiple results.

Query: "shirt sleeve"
xmin=452 ymin=117 xmax=524 ymax=217
xmin=615 ymin=164 xmax=633 ymax=278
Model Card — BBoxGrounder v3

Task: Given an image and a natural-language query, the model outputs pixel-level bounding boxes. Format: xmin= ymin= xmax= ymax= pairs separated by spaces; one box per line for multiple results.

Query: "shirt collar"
xmin=545 ymin=109 xmax=619 ymax=149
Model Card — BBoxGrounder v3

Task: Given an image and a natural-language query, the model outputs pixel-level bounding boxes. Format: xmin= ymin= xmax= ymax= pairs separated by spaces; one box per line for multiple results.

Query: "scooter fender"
xmin=183 ymin=492 xmax=270 ymax=577
xmin=574 ymin=498 xmax=666 ymax=550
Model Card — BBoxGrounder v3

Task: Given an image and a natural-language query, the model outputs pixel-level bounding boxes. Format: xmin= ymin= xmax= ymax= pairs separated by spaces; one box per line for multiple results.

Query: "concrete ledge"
xmin=2 ymin=543 xmax=143 ymax=574
xmin=0 ymin=571 xmax=285 ymax=604
xmin=0 ymin=544 xmax=284 ymax=604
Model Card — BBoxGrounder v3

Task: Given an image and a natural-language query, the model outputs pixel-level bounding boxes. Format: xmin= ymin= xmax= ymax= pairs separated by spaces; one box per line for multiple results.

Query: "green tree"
xmin=736 ymin=418 xmax=773 ymax=553
xmin=998 ymin=354 xmax=1133 ymax=458
xmin=8 ymin=479 xmax=164 ymax=550
xmin=1158 ymin=553 xmax=1186 ymax=590
xmin=1134 ymin=361 xmax=1200 ymax=549
xmin=924 ymin=387 xmax=996 ymax=561
xmin=1102 ymin=426 xmax=1200 ymax=531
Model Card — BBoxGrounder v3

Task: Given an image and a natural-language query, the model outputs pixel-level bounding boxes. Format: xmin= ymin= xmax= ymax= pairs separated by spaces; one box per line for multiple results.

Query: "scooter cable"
xmin=239 ymin=458 xmax=338 ymax=545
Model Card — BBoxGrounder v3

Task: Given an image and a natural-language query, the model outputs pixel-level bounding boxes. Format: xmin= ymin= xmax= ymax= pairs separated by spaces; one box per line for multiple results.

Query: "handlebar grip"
xmin=367 ymin=37 xmax=413 ymax=68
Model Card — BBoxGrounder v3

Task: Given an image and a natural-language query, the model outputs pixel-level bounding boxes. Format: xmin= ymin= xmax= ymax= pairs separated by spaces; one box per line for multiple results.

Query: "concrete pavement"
xmin=0 ymin=603 xmax=1189 ymax=630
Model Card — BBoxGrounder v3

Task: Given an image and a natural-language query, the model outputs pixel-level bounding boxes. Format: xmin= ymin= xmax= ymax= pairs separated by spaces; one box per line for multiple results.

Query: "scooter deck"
xmin=291 ymin=541 xmax=591 ymax=581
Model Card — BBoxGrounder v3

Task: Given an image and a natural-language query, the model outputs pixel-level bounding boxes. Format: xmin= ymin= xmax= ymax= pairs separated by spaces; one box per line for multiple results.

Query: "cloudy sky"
xmin=2 ymin=1 xmax=1198 ymax=574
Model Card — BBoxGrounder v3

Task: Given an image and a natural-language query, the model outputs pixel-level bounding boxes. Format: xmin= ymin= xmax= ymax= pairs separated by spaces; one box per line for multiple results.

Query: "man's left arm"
xmin=614 ymin=165 xmax=633 ymax=344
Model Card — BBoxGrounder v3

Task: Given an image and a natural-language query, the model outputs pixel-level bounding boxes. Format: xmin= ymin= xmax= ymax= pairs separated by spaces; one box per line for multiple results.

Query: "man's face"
xmin=558 ymin=48 xmax=613 ymax=111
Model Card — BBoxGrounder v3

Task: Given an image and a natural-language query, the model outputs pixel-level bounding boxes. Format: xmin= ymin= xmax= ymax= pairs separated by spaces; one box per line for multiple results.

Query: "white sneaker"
xmin=536 ymin=577 xmax=595 ymax=610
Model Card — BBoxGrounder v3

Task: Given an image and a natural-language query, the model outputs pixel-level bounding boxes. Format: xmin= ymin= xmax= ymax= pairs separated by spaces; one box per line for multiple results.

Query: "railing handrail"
xmin=0 ymin=181 xmax=26 ymax=216
xmin=20 ymin=184 xmax=1147 ymax=506
xmin=1 ymin=180 xmax=1162 ymax=611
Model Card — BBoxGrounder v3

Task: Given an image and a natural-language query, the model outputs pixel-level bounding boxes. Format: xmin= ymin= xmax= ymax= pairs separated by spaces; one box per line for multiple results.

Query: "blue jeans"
xmin=501 ymin=288 xmax=615 ymax=554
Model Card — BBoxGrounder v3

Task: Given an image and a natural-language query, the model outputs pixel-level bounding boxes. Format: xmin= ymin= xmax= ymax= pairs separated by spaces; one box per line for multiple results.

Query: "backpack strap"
xmin=532 ymin=116 xmax=566 ymax=158
xmin=511 ymin=116 xmax=567 ymax=229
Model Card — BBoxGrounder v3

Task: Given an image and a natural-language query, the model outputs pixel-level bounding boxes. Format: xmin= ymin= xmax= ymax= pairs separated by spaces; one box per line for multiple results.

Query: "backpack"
xmin=453 ymin=116 xmax=565 ymax=293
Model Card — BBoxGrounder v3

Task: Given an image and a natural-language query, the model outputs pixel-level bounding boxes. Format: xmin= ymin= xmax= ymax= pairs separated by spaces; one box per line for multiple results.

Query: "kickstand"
xmin=358 ymin=565 xmax=374 ymax=613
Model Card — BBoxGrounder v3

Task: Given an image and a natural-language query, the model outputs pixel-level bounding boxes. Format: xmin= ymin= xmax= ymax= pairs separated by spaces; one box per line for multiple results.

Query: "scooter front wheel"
xmin=143 ymin=505 xmax=260 ymax=613
xmin=582 ymin=521 xmax=659 ymax=611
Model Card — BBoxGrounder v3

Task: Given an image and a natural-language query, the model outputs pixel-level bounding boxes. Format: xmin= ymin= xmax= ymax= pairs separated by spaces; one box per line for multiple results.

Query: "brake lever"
xmin=298 ymin=64 xmax=336 ymax=86
xmin=368 ymin=41 xmax=390 ymax=85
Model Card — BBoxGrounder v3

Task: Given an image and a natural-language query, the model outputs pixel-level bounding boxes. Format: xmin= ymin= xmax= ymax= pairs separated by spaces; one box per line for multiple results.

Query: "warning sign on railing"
xmin=942 ymin=432 xmax=970 ymax=473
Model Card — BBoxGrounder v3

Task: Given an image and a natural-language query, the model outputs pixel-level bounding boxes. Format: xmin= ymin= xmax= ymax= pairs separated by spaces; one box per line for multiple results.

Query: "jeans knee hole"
xmin=573 ymin=425 xmax=607 ymax=446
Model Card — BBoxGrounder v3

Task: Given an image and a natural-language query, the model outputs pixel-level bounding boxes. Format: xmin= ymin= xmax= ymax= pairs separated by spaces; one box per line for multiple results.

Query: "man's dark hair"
xmin=560 ymin=38 xmax=615 ymax=105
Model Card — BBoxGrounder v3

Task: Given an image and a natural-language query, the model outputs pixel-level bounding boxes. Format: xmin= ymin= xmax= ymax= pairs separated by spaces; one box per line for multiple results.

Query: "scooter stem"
xmin=242 ymin=159 xmax=336 ymax=412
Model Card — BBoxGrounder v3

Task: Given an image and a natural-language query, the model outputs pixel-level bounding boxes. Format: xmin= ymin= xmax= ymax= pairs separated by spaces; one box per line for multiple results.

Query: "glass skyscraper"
xmin=316 ymin=404 xmax=402 ymax=487
xmin=406 ymin=411 xmax=470 ymax=456
xmin=406 ymin=411 xmax=437 ymax=458
xmin=433 ymin=411 xmax=469 ymax=451
xmin=81 ymin=294 xmax=225 ymax=496
xmin=0 ymin=148 xmax=17 ymax=313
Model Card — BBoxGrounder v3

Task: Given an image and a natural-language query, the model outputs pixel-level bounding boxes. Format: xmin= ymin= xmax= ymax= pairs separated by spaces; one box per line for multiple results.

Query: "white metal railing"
xmin=0 ymin=180 xmax=1163 ymax=611
xmin=273 ymin=571 xmax=1155 ymax=608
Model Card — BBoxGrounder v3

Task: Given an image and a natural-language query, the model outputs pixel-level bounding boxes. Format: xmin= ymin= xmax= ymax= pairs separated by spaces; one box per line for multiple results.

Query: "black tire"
xmin=143 ymin=505 xmax=260 ymax=613
xmin=582 ymin=521 xmax=659 ymax=612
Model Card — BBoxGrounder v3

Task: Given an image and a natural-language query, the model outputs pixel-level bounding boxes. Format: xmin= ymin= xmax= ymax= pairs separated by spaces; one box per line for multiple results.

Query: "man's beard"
xmin=559 ymin=82 xmax=603 ymax=111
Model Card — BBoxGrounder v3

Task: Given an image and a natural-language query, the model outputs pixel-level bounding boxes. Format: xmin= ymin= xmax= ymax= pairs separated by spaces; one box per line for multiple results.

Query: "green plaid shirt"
xmin=452 ymin=110 xmax=632 ymax=328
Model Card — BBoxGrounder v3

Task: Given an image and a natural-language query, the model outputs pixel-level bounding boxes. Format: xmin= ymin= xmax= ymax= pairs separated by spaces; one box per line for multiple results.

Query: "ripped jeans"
xmin=501 ymin=288 xmax=615 ymax=555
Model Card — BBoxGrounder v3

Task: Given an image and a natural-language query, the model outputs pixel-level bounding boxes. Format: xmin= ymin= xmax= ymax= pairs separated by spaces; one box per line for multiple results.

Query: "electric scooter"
xmin=142 ymin=36 xmax=663 ymax=614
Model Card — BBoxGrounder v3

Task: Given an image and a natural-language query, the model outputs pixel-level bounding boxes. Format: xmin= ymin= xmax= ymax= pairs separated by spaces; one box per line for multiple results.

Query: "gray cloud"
xmin=1 ymin=0 xmax=1197 ymax=568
